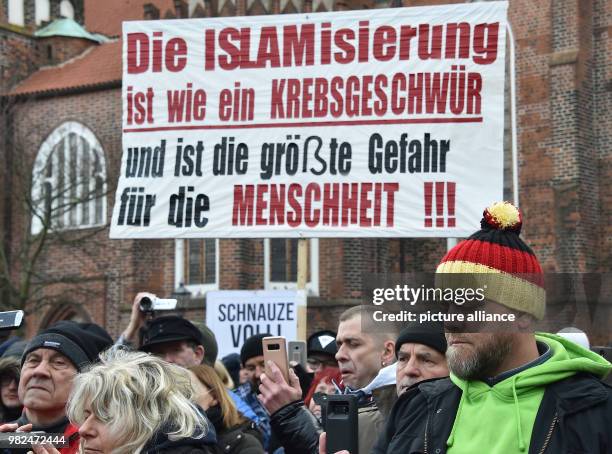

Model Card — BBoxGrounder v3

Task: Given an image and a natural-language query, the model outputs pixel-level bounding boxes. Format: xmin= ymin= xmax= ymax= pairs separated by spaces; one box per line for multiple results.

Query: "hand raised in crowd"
xmin=258 ymin=360 xmax=302 ymax=414
xmin=120 ymin=292 xmax=156 ymax=345
xmin=28 ymin=445 xmax=60 ymax=454
xmin=0 ymin=422 xmax=32 ymax=432
xmin=28 ymin=443 xmax=60 ymax=454
xmin=319 ymin=432 xmax=349 ymax=454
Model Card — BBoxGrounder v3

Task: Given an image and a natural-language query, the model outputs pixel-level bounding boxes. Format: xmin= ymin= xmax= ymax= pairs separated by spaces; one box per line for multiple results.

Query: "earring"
xmin=381 ymin=361 xmax=386 ymax=367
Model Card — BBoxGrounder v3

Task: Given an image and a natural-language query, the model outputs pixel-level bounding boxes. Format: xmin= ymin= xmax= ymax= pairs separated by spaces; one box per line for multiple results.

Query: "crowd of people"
xmin=0 ymin=201 xmax=609 ymax=453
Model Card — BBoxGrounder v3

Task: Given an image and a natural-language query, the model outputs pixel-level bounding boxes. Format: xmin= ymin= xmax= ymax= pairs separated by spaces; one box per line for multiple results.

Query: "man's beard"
xmin=446 ymin=334 xmax=512 ymax=380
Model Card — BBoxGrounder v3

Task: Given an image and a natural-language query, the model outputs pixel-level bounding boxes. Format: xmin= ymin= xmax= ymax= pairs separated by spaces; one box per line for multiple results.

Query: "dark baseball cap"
xmin=307 ymin=330 xmax=338 ymax=357
xmin=140 ymin=316 xmax=204 ymax=352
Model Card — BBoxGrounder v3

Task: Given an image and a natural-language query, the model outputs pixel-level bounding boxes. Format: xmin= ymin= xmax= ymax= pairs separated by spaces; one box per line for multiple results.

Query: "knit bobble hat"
xmin=436 ymin=201 xmax=545 ymax=319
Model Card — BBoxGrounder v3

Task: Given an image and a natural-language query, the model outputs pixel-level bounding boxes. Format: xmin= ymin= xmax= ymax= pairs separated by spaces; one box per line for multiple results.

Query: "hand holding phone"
xmin=262 ymin=336 xmax=289 ymax=383
xmin=325 ymin=395 xmax=358 ymax=454
xmin=319 ymin=433 xmax=350 ymax=454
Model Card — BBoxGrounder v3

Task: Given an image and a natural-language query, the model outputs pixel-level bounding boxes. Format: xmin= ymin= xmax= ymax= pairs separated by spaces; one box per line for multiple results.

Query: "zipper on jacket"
xmin=423 ymin=411 xmax=430 ymax=454
xmin=537 ymin=413 xmax=557 ymax=454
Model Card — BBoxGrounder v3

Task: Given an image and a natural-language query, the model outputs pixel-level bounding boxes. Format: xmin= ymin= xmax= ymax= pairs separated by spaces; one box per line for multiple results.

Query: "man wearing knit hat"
xmin=373 ymin=201 xmax=612 ymax=454
xmin=239 ymin=333 xmax=271 ymax=390
xmin=0 ymin=321 xmax=112 ymax=454
xmin=233 ymin=333 xmax=279 ymax=452
xmin=394 ymin=322 xmax=448 ymax=396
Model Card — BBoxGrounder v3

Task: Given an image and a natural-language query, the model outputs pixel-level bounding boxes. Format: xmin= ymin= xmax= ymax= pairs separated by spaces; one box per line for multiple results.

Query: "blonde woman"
xmin=30 ymin=349 xmax=215 ymax=454
xmin=189 ymin=365 xmax=264 ymax=454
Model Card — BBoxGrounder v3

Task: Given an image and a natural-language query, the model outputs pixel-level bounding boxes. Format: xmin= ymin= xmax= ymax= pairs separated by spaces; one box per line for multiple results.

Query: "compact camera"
xmin=139 ymin=296 xmax=178 ymax=313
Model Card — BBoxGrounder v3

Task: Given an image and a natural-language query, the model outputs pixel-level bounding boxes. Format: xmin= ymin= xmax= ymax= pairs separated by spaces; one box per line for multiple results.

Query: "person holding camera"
xmin=116 ymin=292 xmax=220 ymax=368
xmin=117 ymin=293 xmax=265 ymax=445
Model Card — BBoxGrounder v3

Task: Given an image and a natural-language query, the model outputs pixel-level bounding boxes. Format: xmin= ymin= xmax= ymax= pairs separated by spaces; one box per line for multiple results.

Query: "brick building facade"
xmin=1 ymin=0 xmax=610 ymax=344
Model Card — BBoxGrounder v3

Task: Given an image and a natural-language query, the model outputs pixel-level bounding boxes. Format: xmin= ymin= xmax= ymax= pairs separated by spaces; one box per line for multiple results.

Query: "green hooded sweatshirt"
xmin=446 ymin=333 xmax=611 ymax=454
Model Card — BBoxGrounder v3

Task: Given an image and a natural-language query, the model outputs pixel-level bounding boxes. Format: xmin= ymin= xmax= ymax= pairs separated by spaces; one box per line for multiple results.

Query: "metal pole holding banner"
xmin=296 ymin=238 xmax=308 ymax=341
xmin=507 ymin=23 xmax=520 ymax=208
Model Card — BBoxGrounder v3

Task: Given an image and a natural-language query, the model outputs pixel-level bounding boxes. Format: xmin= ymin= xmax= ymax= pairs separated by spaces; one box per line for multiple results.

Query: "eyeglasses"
xmin=307 ymin=358 xmax=338 ymax=368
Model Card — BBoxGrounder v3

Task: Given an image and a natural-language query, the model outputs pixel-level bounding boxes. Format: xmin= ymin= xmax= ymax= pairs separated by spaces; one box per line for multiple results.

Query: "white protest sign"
xmin=205 ymin=290 xmax=303 ymax=358
xmin=110 ymin=2 xmax=508 ymax=238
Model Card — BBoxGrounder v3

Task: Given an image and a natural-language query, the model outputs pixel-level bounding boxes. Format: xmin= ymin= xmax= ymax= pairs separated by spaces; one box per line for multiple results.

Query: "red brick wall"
xmin=0 ymin=27 xmax=43 ymax=92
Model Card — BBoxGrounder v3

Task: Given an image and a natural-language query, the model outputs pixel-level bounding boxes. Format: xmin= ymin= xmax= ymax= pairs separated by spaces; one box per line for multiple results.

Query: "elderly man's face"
xmin=147 ymin=340 xmax=204 ymax=368
xmin=19 ymin=348 xmax=77 ymax=413
xmin=396 ymin=343 xmax=448 ymax=395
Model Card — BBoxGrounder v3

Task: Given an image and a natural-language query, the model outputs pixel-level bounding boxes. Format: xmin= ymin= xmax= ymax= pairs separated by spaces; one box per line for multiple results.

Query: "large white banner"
xmin=110 ymin=2 xmax=508 ymax=238
xmin=205 ymin=290 xmax=302 ymax=358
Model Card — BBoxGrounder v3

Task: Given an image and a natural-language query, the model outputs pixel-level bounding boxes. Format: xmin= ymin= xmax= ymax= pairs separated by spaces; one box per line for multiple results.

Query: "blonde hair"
xmin=214 ymin=360 xmax=235 ymax=389
xmin=190 ymin=364 xmax=244 ymax=429
xmin=67 ymin=349 xmax=208 ymax=454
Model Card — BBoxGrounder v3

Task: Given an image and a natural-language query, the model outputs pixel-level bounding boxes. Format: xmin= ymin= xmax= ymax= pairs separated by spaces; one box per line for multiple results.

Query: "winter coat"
xmin=206 ymin=404 xmax=264 ymax=454
xmin=271 ymin=397 xmax=389 ymax=454
xmin=271 ymin=363 xmax=398 ymax=454
xmin=373 ymin=334 xmax=612 ymax=454
xmin=233 ymin=382 xmax=275 ymax=450
xmin=142 ymin=424 xmax=217 ymax=454
xmin=373 ymin=373 xmax=612 ymax=454
xmin=215 ymin=423 xmax=265 ymax=454
xmin=270 ymin=400 xmax=321 ymax=454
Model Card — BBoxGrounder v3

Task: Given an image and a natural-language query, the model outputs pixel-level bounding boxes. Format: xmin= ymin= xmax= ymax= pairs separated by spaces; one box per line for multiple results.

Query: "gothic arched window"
xmin=31 ymin=121 xmax=107 ymax=234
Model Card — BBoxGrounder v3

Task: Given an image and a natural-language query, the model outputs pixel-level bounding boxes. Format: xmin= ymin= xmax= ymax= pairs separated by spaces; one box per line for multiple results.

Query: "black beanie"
xmin=222 ymin=353 xmax=241 ymax=387
xmin=22 ymin=321 xmax=113 ymax=371
xmin=240 ymin=333 xmax=271 ymax=366
xmin=395 ymin=322 xmax=447 ymax=357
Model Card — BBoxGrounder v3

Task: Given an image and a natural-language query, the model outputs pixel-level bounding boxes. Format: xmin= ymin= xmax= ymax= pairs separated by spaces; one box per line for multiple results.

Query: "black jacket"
xmin=142 ymin=425 xmax=217 ymax=454
xmin=215 ymin=424 xmax=265 ymax=454
xmin=206 ymin=404 xmax=265 ymax=454
xmin=372 ymin=374 xmax=612 ymax=454
xmin=270 ymin=389 xmax=393 ymax=454
xmin=270 ymin=400 xmax=321 ymax=454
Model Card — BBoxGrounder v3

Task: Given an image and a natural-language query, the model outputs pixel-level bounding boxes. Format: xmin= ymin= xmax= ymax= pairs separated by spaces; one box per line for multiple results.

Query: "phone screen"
xmin=0 ymin=311 xmax=24 ymax=330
